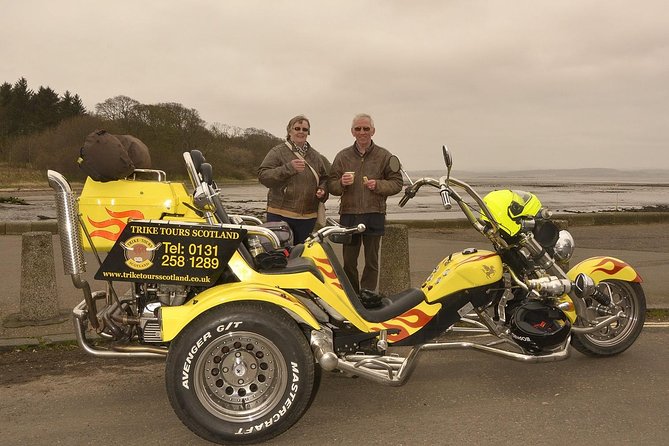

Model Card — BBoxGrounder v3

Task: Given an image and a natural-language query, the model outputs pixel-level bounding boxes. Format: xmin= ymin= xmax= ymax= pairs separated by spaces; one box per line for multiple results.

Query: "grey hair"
xmin=286 ymin=115 xmax=311 ymax=141
xmin=351 ymin=113 xmax=374 ymax=128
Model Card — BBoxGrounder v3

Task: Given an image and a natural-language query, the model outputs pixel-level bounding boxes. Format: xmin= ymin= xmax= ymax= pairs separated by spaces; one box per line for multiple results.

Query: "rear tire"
xmin=165 ymin=301 xmax=316 ymax=445
xmin=571 ymin=280 xmax=645 ymax=357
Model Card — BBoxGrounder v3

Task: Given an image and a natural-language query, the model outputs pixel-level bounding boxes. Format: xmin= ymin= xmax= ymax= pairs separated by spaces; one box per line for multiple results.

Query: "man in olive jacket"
xmin=328 ymin=113 xmax=403 ymax=293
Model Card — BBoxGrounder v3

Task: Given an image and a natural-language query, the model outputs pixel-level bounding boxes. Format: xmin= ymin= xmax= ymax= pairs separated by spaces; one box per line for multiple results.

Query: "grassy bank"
xmin=0 ymin=164 xmax=259 ymax=190
xmin=0 ymin=164 xmax=48 ymax=188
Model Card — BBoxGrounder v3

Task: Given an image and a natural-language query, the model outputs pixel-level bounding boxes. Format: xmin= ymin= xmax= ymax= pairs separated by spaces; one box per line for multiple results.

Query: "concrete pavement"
xmin=1 ymin=217 xmax=668 ymax=348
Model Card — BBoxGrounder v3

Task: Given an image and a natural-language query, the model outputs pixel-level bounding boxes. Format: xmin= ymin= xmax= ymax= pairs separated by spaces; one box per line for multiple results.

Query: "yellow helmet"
xmin=481 ymin=189 xmax=543 ymax=237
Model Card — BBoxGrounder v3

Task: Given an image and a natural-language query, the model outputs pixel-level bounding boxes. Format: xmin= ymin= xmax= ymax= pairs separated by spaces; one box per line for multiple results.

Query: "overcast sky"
xmin=2 ymin=0 xmax=667 ymax=172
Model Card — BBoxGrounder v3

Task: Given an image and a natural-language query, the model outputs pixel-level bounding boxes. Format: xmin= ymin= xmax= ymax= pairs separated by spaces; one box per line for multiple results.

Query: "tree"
xmin=32 ymin=86 xmax=61 ymax=130
xmin=135 ymin=103 xmax=207 ymax=147
xmin=6 ymin=77 xmax=33 ymax=137
xmin=95 ymin=95 xmax=140 ymax=123
xmin=0 ymin=82 xmax=11 ymax=105
xmin=0 ymin=82 xmax=12 ymax=141
xmin=0 ymin=78 xmax=87 ymax=159
xmin=211 ymin=122 xmax=245 ymax=138
xmin=28 ymin=114 xmax=106 ymax=178
xmin=59 ymin=91 xmax=86 ymax=118
xmin=4 ymin=90 xmax=283 ymax=180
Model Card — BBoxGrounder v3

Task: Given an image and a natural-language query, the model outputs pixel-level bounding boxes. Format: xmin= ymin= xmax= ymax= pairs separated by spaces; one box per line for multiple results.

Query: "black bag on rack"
xmin=78 ymin=130 xmax=151 ymax=182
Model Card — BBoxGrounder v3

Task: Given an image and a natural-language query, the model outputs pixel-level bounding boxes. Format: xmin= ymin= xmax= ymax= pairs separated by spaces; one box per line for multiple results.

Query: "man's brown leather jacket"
xmin=328 ymin=142 xmax=403 ymax=215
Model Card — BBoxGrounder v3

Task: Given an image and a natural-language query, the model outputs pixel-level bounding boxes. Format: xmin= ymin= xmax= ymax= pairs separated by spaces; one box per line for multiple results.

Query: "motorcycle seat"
xmin=357 ymin=288 xmax=426 ymax=323
xmin=319 ymin=242 xmax=426 ymax=323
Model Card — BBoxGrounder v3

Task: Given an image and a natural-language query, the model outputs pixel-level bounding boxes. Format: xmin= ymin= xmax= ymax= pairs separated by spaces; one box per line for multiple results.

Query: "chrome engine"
xmin=135 ymin=282 xmax=191 ymax=343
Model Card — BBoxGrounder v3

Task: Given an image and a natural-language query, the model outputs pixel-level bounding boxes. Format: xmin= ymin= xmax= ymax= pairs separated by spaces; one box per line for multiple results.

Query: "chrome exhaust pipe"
xmin=73 ymin=300 xmax=167 ymax=358
xmin=311 ymin=329 xmax=570 ymax=387
xmin=48 ymin=170 xmax=100 ymax=329
xmin=47 ymin=170 xmax=85 ymax=275
xmin=571 ymin=313 xmax=623 ymax=334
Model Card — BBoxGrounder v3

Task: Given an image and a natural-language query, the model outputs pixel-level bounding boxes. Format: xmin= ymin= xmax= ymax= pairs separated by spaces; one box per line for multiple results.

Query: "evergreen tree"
xmin=0 ymin=82 xmax=11 ymax=140
xmin=0 ymin=82 xmax=11 ymax=105
xmin=32 ymin=86 xmax=61 ymax=130
xmin=60 ymin=90 xmax=87 ymax=118
xmin=7 ymin=77 xmax=33 ymax=136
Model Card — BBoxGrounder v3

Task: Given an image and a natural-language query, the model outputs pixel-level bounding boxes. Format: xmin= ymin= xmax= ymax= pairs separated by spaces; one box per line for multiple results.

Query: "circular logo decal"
xmin=120 ymin=236 xmax=162 ymax=270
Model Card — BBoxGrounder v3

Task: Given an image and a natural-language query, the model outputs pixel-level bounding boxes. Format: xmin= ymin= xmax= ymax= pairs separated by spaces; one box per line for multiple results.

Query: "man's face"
xmin=351 ymin=117 xmax=375 ymax=148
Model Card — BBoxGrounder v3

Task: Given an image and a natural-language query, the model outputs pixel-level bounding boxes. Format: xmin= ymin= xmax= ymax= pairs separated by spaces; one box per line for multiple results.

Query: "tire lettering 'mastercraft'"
xmin=235 ymin=362 xmax=300 ymax=435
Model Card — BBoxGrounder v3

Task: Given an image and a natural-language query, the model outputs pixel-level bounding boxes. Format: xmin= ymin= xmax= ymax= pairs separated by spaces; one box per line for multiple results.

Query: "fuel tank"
xmin=421 ymin=249 xmax=503 ymax=303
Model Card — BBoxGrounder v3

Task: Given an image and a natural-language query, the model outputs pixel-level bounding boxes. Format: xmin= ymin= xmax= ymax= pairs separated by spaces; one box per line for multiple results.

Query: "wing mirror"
xmin=389 ymin=155 xmax=414 ymax=186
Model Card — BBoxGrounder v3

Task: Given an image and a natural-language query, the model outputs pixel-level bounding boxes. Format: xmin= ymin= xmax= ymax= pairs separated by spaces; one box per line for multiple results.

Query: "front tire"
xmin=165 ymin=301 xmax=316 ymax=445
xmin=571 ymin=280 xmax=646 ymax=356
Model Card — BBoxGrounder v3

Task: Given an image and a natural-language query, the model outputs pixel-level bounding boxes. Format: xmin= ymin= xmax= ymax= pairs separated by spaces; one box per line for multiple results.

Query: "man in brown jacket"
xmin=328 ymin=113 xmax=403 ymax=293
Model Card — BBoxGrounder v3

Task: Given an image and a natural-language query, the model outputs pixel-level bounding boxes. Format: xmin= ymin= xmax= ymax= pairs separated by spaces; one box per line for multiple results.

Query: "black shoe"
xmin=359 ymin=289 xmax=383 ymax=309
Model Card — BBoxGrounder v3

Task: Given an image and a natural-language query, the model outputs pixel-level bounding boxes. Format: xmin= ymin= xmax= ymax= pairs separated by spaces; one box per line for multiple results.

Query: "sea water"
xmin=219 ymin=169 xmax=669 ymax=221
xmin=2 ymin=170 xmax=668 ymax=221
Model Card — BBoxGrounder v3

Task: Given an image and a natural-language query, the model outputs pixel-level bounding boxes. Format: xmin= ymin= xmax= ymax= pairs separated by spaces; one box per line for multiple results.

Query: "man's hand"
xmin=341 ymin=172 xmax=354 ymax=186
xmin=291 ymin=159 xmax=306 ymax=172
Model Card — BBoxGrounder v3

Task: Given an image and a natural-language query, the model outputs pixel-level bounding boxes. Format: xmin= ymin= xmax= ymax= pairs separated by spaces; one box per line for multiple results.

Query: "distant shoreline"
xmin=2 ymin=175 xmax=669 ymax=193
xmin=563 ymin=204 xmax=669 ymax=213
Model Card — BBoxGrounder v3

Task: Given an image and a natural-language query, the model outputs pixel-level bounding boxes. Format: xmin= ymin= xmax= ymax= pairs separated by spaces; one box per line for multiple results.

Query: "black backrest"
xmin=320 ymin=242 xmax=360 ymax=302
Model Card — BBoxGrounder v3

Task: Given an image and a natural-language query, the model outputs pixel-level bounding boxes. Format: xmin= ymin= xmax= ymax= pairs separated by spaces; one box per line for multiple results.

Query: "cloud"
xmin=2 ymin=0 xmax=667 ymax=171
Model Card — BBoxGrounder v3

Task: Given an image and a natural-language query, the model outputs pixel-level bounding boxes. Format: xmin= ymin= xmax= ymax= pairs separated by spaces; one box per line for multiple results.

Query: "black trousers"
xmin=342 ymin=233 xmax=381 ymax=294
xmin=266 ymin=213 xmax=316 ymax=244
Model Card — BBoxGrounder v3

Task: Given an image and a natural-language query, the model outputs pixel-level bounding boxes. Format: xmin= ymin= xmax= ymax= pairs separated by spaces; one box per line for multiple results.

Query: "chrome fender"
xmin=160 ymin=282 xmax=320 ymax=342
xmin=567 ymin=256 xmax=643 ymax=284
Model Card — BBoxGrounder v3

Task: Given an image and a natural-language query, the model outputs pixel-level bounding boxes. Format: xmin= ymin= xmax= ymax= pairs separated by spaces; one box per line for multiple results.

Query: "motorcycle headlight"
xmin=554 ymin=230 xmax=575 ymax=262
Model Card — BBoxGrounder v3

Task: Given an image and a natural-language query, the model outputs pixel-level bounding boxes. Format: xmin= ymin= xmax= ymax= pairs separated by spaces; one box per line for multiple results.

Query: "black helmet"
xmin=509 ymin=301 xmax=571 ymax=353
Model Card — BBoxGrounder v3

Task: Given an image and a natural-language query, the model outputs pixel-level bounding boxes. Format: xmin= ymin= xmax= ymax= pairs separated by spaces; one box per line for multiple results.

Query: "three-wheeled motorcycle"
xmin=47 ymin=146 xmax=645 ymax=444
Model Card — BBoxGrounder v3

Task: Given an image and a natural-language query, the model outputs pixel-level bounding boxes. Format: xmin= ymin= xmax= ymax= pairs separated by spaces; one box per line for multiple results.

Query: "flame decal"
xmin=592 ymin=257 xmax=627 ymax=276
xmin=457 ymin=252 xmax=497 ymax=266
xmin=376 ymin=322 xmax=410 ymax=340
xmin=393 ymin=308 xmax=434 ymax=328
xmin=106 ymin=208 xmax=144 ymax=220
xmin=314 ymin=257 xmax=339 ymax=280
xmin=590 ymin=257 xmax=641 ymax=281
xmin=313 ymin=256 xmax=344 ymax=290
xmin=370 ymin=307 xmax=435 ymax=342
xmin=87 ymin=208 xmax=145 ymax=241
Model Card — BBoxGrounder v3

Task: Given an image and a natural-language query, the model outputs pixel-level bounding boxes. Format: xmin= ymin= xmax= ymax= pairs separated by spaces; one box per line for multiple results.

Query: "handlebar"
xmin=305 ymin=222 xmax=366 ymax=244
xmin=400 ymin=176 xmax=455 ymax=211
xmin=439 ymin=184 xmax=452 ymax=210
xmin=397 ymin=174 xmax=506 ymax=246
xmin=398 ymin=177 xmax=440 ymax=208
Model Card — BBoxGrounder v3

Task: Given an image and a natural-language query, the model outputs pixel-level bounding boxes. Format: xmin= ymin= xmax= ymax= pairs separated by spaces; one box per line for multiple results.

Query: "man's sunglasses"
xmin=293 ymin=127 xmax=310 ymax=132
xmin=353 ymin=126 xmax=371 ymax=132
